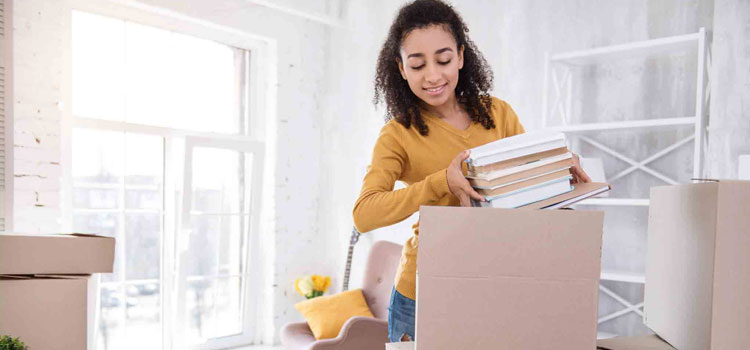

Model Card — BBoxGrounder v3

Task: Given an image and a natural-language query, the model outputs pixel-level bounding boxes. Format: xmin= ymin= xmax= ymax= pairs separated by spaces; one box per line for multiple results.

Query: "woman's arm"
xmin=352 ymin=123 xmax=452 ymax=233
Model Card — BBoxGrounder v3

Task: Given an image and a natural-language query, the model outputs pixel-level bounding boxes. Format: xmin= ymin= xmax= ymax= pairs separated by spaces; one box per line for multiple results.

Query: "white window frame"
xmin=59 ymin=1 xmax=277 ymax=349
xmin=178 ymin=136 xmax=265 ymax=350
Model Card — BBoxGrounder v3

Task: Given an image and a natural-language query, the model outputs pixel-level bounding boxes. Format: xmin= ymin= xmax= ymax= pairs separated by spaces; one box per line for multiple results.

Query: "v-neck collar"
xmin=420 ymin=108 xmax=476 ymax=139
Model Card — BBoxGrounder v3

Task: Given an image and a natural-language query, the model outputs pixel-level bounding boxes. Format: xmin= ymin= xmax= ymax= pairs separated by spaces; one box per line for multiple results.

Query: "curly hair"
xmin=374 ymin=0 xmax=495 ymax=136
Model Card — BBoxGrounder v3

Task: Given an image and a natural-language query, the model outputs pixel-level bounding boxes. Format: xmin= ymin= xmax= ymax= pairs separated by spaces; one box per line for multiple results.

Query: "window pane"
xmin=74 ymin=187 xmax=119 ymax=209
xmin=72 ymin=11 xmax=126 ymax=121
xmin=97 ymin=285 xmax=127 ymax=350
xmin=213 ymin=277 xmax=243 ymax=338
xmin=218 ymin=215 xmax=246 ymax=276
xmin=125 ymin=133 xmax=163 ymax=210
xmin=74 ymin=213 xmax=120 ymax=282
xmin=125 ymin=133 xmax=163 ymax=186
xmin=72 ymin=128 xmax=124 ymax=186
xmin=124 ymin=283 xmax=162 ymax=349
xmin=192 ymin=147 xmax=252 ymax=214
xmin=124 ymin=22 xmax=239 ymax=133
xmin=185 ymin=277 xmax=242 ymax=343
xmin=186 ymin=279 xmax=216 ymax=342
xmin=125 ymin=213 xmax=161 ymax=280
xmin=186 ymin=216 xmax=220 ymax=277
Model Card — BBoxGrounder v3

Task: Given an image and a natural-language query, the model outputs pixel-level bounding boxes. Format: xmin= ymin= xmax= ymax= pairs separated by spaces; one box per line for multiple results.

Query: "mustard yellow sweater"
xmin=352 ymin=97 xmax=525 ymax=300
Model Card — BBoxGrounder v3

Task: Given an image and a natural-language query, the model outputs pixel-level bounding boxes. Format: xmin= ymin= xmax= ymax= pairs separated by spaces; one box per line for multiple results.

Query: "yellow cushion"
xmin=294 ymin=288 xmax=375 ymax=340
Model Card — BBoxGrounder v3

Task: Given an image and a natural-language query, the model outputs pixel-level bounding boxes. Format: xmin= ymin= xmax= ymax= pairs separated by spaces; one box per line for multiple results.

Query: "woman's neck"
xmin=421 ymin=93 xmax=463 ymax=120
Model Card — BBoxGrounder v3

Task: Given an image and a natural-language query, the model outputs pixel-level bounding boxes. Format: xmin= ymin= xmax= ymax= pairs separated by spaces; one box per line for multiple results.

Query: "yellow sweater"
xmin=353 ymin=97 xmax=525 ymax=300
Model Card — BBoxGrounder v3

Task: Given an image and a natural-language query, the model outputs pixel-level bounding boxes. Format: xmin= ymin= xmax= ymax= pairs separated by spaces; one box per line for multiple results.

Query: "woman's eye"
xmin=411 ymin=65 xmax=425 ymax=70
xmin=438 ymin=60 xmax=452 ymax=65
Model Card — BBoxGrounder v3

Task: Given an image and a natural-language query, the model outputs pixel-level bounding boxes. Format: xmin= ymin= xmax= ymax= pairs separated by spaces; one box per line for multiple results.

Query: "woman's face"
xmin=398 ymin=24 xmax=464 ymax=108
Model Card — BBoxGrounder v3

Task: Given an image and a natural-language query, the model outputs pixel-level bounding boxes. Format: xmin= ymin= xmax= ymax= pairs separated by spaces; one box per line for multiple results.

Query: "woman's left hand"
xmin=571 ymin=153 xmax=592 ymax=184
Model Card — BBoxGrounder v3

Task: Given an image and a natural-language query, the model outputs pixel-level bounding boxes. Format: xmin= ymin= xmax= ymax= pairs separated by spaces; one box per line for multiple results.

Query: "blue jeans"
xmin=387 ymin=287 xmax=415 ymax=342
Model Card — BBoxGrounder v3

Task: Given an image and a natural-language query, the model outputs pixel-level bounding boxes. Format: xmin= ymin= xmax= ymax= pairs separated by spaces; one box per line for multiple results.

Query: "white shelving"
xmin=544 ymin=117 xmax=696 ymax=134
xmin=550 ymin=31 xmax=702 ymax=65
xmin=542 ymin=28 xmax=712 ymax=329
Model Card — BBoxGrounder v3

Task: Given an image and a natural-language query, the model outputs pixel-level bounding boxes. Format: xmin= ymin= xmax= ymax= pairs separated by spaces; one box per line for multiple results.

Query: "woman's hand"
xmin=447 ymin=150 xmax=486 ymax=207
xmin=571 ymin=153 xmax=592 ymax=184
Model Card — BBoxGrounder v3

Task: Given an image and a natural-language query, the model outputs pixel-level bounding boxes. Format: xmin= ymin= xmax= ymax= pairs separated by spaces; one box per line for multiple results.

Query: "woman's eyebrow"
xmin=406 ymin=47 xmax=453 ymax=59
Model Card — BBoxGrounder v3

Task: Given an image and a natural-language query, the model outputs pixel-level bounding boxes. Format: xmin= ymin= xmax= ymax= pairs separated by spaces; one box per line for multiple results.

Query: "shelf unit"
xmin=541 ymin=28 xmax=712 ymax=328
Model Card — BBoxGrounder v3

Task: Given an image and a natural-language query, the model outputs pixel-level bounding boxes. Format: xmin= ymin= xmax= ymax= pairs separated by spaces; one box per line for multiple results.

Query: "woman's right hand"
xmin=447 ymin=150 xmax=486 ymax=207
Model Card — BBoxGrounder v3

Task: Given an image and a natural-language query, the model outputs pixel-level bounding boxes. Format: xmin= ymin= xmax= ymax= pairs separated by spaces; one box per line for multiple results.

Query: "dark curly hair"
xmin=374 ymin=0 xmax=495 ymax=136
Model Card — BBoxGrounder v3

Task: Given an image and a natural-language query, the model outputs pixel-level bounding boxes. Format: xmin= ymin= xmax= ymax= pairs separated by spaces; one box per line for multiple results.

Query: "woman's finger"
xmin=459 ymin=193 xmax=471 ymax=207
xmin=572 ymin=165 xmax=592 ymax=183
xmin=466 ymin=185 xmax=486 ymax=202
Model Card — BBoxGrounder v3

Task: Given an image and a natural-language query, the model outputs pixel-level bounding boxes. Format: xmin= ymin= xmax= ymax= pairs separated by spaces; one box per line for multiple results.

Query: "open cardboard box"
xmin=415 ymin=206 xmax=604 ymax=350
xmin=644 ymin=180 xmax=750 ymax=350
xmin=0 ymin=233 xmax=115 ymax=350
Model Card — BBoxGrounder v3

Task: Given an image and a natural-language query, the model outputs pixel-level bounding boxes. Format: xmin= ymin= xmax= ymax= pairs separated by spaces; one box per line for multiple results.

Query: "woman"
xmin=352 ymin=0 xmax=591 ymax=343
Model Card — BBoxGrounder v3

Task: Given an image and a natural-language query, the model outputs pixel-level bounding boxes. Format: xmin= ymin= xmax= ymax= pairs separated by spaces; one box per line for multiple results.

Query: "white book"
xmin=467 ymin=152 xmax=573 ymax=182
xmin=467 ymin=131 xmax=566 ymax=167
xmin=475 ymin=175 xmax=573 ymax=209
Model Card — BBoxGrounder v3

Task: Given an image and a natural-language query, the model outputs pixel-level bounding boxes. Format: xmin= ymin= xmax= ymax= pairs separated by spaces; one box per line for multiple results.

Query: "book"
xmin=521 ymin=182 xmax=612 ymax=210
xmin=474 ymin=175 xmax=573 ymax=209
xmin=467 ymin=153 xmax=574 ymax=188
xmin=475 ymin=169 xmax=572 ymax=197
xmin=466 ymin=131 xmax=566 ymax=167
xmin=467 ymin=147 xmax=569 ymax=175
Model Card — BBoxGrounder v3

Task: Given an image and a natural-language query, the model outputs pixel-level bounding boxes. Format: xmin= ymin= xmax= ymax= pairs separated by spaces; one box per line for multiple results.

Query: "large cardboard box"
xmin=416 ymin=206 xmax=604 ymax=350
xmin=0 ymin=233 xmax=115 ymax=350
xmin=645 ymin=181 xmax=750 ymax=350
xmin=0 ymin=276 xmax=89 ymax=350
xmin=0 ymin=233 xmax=115 ymax=274
xmin=596 ymin=335 xmax=675 ymax=350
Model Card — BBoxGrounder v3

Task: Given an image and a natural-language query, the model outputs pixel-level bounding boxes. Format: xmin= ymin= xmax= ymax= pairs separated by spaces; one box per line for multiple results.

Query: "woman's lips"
xmin=424 ymin=83 xmax=447 ymax=96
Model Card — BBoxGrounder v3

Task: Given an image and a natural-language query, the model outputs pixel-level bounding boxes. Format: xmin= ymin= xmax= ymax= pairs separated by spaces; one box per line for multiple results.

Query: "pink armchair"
xmin=281 ymin=240 xmax=403 ymax=350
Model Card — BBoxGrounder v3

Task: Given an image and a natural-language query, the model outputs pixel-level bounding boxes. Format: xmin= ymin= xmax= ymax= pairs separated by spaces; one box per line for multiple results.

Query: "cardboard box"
xmin=0 ymin=233 xmax=115 ymax=274
xmin=0 ymin=233 xmax=115 ymax=349
xmin=645 ymin=181 xmax=750 ymax=350
xmin=596 ymin=335 xmax=675 ymax=350
xmin=416 ymin=206 xmax=603 ymax=350
xmin=385 ymin=341 xmax=415 ymax=350
xmin=0 ymin=276 xmax=89 ymax=350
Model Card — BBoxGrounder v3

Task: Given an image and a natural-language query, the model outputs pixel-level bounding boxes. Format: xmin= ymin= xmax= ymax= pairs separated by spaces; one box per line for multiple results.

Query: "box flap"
xmin=711 ymin=182 xmax=750 ymax=348
xmin=0 ymin=233 xmax=115 ymax=275
xmin=596 ymin=335 xmax=676 ymax=349
xmin=417 ymin=206 xmax=603 ymax=280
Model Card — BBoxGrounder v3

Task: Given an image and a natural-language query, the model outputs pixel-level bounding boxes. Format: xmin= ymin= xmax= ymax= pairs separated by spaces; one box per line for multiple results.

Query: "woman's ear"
xmin=397 ymin=59 xmax=407 ymax=80
xmin=458 ymin=45 xmax=465 ymax=70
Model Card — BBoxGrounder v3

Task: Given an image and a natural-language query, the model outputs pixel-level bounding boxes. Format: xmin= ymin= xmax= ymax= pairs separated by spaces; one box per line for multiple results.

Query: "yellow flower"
xmin=312 ymin=275 xmax=331 ymax=293
xmin=295 ymin=276 xmax=314 ymax=298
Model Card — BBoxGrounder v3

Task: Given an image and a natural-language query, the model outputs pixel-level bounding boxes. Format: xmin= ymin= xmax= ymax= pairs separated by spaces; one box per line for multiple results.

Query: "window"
xmin=69 ymin=10 xmax=264 ymax=350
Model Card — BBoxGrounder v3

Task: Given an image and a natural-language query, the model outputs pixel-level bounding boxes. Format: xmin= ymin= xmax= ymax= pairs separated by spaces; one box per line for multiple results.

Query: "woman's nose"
xmin=425 ymin=63 xmax=441 ymax=83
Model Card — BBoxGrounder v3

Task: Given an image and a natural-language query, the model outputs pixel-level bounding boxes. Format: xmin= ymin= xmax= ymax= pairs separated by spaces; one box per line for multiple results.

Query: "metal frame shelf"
xmin=542 ymin=28 xmax=712 ymax=329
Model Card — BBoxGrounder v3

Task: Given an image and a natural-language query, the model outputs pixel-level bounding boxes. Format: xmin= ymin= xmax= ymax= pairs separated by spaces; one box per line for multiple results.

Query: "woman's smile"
xmin=424 ymin=83 xmax=447 ymax=95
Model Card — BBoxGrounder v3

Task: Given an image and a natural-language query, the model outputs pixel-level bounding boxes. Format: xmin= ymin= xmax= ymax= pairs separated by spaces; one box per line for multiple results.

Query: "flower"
xmin=312 ymin=275 xmax=331 ymax=293
xmin=295 ymin=274 xmax=332 ymax=299
xmin=295 ymin=276 xmax=314 ymax=298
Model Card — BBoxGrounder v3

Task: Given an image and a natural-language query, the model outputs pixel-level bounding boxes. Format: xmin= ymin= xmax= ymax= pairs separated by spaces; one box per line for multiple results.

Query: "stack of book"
xmin=466 ymin=131 xmax=610 ymax=209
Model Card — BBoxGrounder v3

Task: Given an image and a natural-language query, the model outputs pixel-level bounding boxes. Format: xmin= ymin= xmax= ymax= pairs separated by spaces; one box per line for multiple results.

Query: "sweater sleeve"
xmin=352 ymin=122 xmax=452 ymax=233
